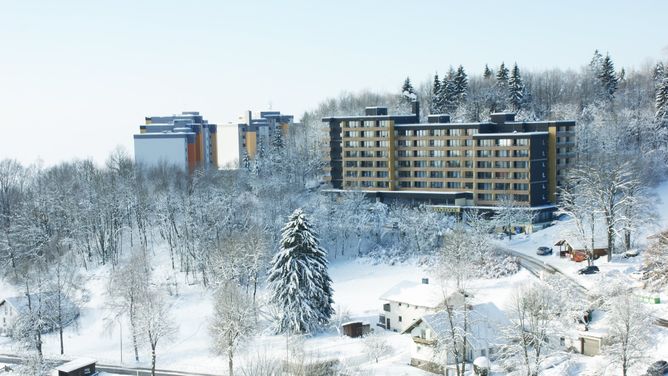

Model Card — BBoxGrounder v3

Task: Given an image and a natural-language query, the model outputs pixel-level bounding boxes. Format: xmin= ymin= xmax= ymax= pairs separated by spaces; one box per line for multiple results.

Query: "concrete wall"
xmin=134 ymin=137 xmax=188 ymax=171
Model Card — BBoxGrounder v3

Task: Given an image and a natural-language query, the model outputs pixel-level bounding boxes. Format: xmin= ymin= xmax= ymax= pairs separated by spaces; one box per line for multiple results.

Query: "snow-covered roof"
xmin=1 ymin=292 xmax=78 ymax=318
xmin=379 ymin=280 xmax=448 ymax=308
xmin=403 ymin=302 xmax=510 ymax=347
xmin=55 ymin=358 xmax=96 ymax=372
xmin=557 ymin=237 xmax=607 ymax=250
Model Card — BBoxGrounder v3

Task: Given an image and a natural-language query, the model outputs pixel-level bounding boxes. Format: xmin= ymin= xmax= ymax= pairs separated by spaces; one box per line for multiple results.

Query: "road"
xmin=499 ymin=247 xmax=668 ymax=329
xmin=0 ymin=354 xmax=220 ymax=376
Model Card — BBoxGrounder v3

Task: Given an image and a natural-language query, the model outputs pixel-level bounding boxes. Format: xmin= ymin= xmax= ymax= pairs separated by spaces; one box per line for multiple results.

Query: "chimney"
xmin=421 ymin=278 xmax=429 ymax=285
xmin=411 ymin=100 xmax=420 ymax=119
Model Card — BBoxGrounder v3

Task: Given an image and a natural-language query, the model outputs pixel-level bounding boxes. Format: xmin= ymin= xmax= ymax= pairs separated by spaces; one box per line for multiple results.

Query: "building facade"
xmin=237 ymin=111 xmax=294 ymax=161
xmin=323 ymin=105 xmax=575 ymax=219
xmin=133 ymin=111 xmax=218 ymax=171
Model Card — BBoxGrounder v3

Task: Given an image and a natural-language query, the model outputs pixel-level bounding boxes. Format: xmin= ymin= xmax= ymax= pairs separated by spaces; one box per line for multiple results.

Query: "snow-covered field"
xmin=1 ymin=181 xmax=668 ymax=375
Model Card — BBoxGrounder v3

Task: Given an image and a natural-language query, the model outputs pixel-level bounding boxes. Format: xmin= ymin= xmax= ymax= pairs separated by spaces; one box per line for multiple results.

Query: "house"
xmin=402 ymin=302 xmax=508 ymax=375
xmin=378 ymin=278 xmax=464 ymax=333
xmin=554 ymin=238 xmax=608 ymax=261
xmin=54 ymin=358 xmax=97 ymax=376
xmin=0 ymin=292 xmax=79 ymax=337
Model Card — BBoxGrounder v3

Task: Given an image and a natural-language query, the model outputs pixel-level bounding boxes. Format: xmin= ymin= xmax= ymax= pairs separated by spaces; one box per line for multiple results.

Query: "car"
xmin=577 ymin=265 xmax=600 ymax=275
xmin=623 ymin=249 xmax=640 ymax=258
xmin=536 ymin=246 xmax=553 ymax=256
xmin=647 ymin=360 xmax=668 ymax=376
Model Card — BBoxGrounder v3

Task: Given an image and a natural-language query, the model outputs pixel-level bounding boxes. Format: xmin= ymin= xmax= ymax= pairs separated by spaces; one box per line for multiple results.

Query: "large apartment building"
xmin=323 ymin=104 xmax=575 ymax=220
xmin=134 ymin=111 xmax=218 ymax=171
xmin=237 ymin=111 xmax=294 ymax=161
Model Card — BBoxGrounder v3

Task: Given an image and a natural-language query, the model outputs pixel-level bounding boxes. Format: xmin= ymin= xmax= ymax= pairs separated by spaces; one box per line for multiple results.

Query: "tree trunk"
xmin=228 ymin=352 xmax=234 ymax=376
xmin=151 ymin=347 xmax=157 ymax=376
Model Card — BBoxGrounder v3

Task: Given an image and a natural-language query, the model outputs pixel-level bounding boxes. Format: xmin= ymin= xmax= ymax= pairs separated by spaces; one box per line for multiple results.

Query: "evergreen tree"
xmin=496 ymin=62 xmax=509 ymax=87
xmin=271 ymin=130 xmax=284 ymax=150
xmin=453 ymin=65 xmax=468 ymax=106
xmin=508 ymin=63 xmax=525 ymax=111
xmin=242 ymin=151 xmax=251 ymax=171
xmin=431 ymin=73 xmax=442 ymax=113
xmin=656 ymin=77 xmax=668 ymax=122
xmin=598 ymin=54 xmax=619 ymax=100
xmin=267 ymin=209 xmax=334 ymax=334
xmin=402 ymin=77 xmax=415 ymax=95
xmin=654 ymin=62 xmax=665 ymax=85
xmin=589 ymin=49 xmax=604 ymax=75
xmin=440 ymin=71 xmax=457 ymax=114
xmin=483 ymin=64 xmax=493 ymax=79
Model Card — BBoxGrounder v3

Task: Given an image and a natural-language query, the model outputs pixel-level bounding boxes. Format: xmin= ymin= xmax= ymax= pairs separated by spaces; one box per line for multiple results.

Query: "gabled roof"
xmin=1 ymin=292 xmax=77 ymax=317
xmin=379 ymin=281 xmax=453 ymax=309
xmin=402 ymin=302 xmax=509 ymax=348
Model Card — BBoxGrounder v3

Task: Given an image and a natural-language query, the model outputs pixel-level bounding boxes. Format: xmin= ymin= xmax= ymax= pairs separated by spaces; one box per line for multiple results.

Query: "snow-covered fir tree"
xmin=483 ymin=64 xmax=493 ymax=79
xmin=401 ymin=76 xmax=415 ymax=95
xmin=431 ymin=73 xmax=442 ymax=114
xmin=495 ymin=62 xmax=509 ymax=87
xmin=453 ymin=65 xmax=468 ymax=107
xmin=241 ymin=151 xmax=251 ymax=171
xmin=656 ymin=77 xmax=668 ymax=122
xmin=267 ymin=208 xmax=334 ymax=334
xmin=508 ymin=63 xmax=525 ymax=111
xmin=654 ymin=62 xmax=665 ymax=84
xmin=598 ymin=54 xmax=619 ymax=101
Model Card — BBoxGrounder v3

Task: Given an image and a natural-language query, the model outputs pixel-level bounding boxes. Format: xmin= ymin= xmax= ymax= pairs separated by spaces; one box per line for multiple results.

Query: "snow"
xmin=379 ymin=280 xmax=444 ymax=308
xmin=55 ymin=358 xmax=97 ymax=372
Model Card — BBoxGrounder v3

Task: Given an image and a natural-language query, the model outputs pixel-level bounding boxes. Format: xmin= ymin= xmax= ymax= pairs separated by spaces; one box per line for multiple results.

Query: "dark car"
xmin=536 ymin=246 xmax=553 ymax=256
xmin=647 ymin=360 xmax=668 ymax=376
xmin=577 ymin=265 xmax=600 ymax=275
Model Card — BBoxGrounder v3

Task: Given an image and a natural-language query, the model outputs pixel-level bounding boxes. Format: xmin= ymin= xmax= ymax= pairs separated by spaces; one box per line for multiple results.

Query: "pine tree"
xmin=508 ymin=63 xmax=525 ymax=111
xmin=440 ymin=72 xmax=457 ymax=115
xmin=483 ymin=64 xmax=493 ymax=79
xmin=453 ymin=65 xmax=468 ymax=106
xmin=496 ymin=62 xmax=509 ymax=87
xmin=242 ymin=151 xmax=251 ymax=171
xmin=431 ymin=73 xmax=442 ymax=113
xmin=402 ymin=77 xmax=415 ymax=95
xmin=654 ymin=62 xmax=665 ymax=85
xmin=598 ymin=54 xmax=619 ymax=100
xmin=267 ymin=209 xmax=334 ymax=334
xmin=656 ymin=77 xmax=668 ymax=122
xmin=272 ymin=130 xmax=284 ymax=150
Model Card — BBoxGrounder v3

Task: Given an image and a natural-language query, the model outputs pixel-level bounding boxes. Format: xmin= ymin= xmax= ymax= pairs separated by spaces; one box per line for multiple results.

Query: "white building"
xmin=133 ymin=133 xmax=190 ymax=171
xmin=0 ymin=293 xmax=79 ymax=337
xmin=402 ymin=302 xmax=508 ymax=374
xmin=378 ymin=279 xmax=464 ymax=333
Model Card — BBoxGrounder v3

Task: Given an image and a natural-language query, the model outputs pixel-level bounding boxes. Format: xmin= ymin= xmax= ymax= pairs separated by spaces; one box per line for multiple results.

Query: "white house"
xmin=402 ymin=302 xmax=508 ymax=374
xmin=378 ymin=278 xmax=464 ymax=333
xmin=0 ymin=293 xmax=78 ymax=337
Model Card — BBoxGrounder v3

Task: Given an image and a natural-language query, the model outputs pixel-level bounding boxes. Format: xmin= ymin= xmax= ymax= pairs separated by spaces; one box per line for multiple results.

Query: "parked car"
xmin=623 ymin=249 xmax=640 ymax=258
xmin=577 ymin=265 xmax=600 ymax=275
xmin=647 ymin=360 xmax=668 ymax=376
xmin=536 ymin=246 xmax=553 ymax=256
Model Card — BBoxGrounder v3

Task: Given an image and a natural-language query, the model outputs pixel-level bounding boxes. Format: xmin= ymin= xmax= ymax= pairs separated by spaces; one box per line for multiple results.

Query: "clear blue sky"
xmin=1 ymin=0 xmax=667 ymax=165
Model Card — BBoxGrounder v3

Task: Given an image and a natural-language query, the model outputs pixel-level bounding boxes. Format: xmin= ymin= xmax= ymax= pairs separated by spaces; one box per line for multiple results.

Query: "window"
xmin=383 ymin=303 xmax=391 ymax=312
xmin=398 ymin=316 xmax=403 ymax=322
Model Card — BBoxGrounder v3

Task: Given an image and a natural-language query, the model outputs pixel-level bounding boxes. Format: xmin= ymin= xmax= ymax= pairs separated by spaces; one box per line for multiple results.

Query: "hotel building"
xmin=133 ymin=111 xmax=218 ymax=171
xmin=236 ymin=111 xmax=294 ymax=161
xmin=322 ymin=104 xmax=575 ymax=220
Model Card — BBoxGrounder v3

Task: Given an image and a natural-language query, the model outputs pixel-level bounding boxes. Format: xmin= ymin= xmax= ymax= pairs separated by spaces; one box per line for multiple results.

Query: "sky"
xmin=1 ymin=0 xmax=667 ymax=166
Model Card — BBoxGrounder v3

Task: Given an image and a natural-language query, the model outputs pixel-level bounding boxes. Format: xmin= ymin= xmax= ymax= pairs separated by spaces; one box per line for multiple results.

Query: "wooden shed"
xmin=554 ymin=239 xmax=607 ymax=261
xmin=55 ymin=358 xmax=97 ymax=376
xmin=342 ymin=321 xmax=370 ymax=338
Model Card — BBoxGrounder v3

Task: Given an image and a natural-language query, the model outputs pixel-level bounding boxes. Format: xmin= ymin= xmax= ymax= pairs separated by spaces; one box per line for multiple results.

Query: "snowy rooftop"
xmin=55 ymin=358 xmax=96 ymax=372
xmin=379 ymin=280 xmax=447 ymax=308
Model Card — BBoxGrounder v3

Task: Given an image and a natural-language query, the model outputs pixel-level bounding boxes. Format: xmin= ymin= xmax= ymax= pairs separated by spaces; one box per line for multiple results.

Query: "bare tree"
xmin=363 ymin=332 xmax=391 ymax=364
xmin=210 ymin=283 xmax=256 ymax=376
xmin=137 ymin=287 xmax=177 ymax=376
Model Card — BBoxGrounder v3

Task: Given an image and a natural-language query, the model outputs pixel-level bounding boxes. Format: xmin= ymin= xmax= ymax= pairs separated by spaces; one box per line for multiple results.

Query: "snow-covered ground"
xmin=1 ymin=181 xmax=667 ymax=375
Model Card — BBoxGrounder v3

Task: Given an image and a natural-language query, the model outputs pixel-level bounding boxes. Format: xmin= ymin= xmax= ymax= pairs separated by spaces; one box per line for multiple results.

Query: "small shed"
xmin=342 ymin=321 xmax=370 ymax=338
xmin=578 ymin=332 xmax=605 ymax=356
xmin=554 ymin=239 xmax=608 ymax=261
xmin=55 ymin=358 xmax=97 ymax=376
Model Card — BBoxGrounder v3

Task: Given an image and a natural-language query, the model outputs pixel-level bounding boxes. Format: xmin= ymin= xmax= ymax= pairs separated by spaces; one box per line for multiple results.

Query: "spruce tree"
xmin=440 ymin=74 xmax=457 ymax=114
xmin=431 ymin=73 xmax=442 ymax=114
xmin=242 ymin=151 xmax=251 ymax=171
xmin=656 ymin=77 xmax=668 ymax=122
xmin=598 ymin=54 xmax=619 ymax=100
xmin=483 ymin=64 xmax=493 ymax=79
xmin=508 ymin=63 xmax=525 ymax=111
xmin=654 ymin=62 xmax=665 ymax=85
xmin=496 ymin=62 xmax=509 ymax=86
xmin=402 ymin=77 xmax=415 ymax=95
xmin=453 ymin=65 xmax=468 ymax=106
xmin=267 ymin=209 xmax=334 ymax=334
xmin=271 ymin=130 xmax=284 ymax=150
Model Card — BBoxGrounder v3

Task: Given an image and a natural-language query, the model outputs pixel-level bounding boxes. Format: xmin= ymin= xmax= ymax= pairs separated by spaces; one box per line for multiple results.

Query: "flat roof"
xmin=56 ymin=358 xmax=96 ymax=373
